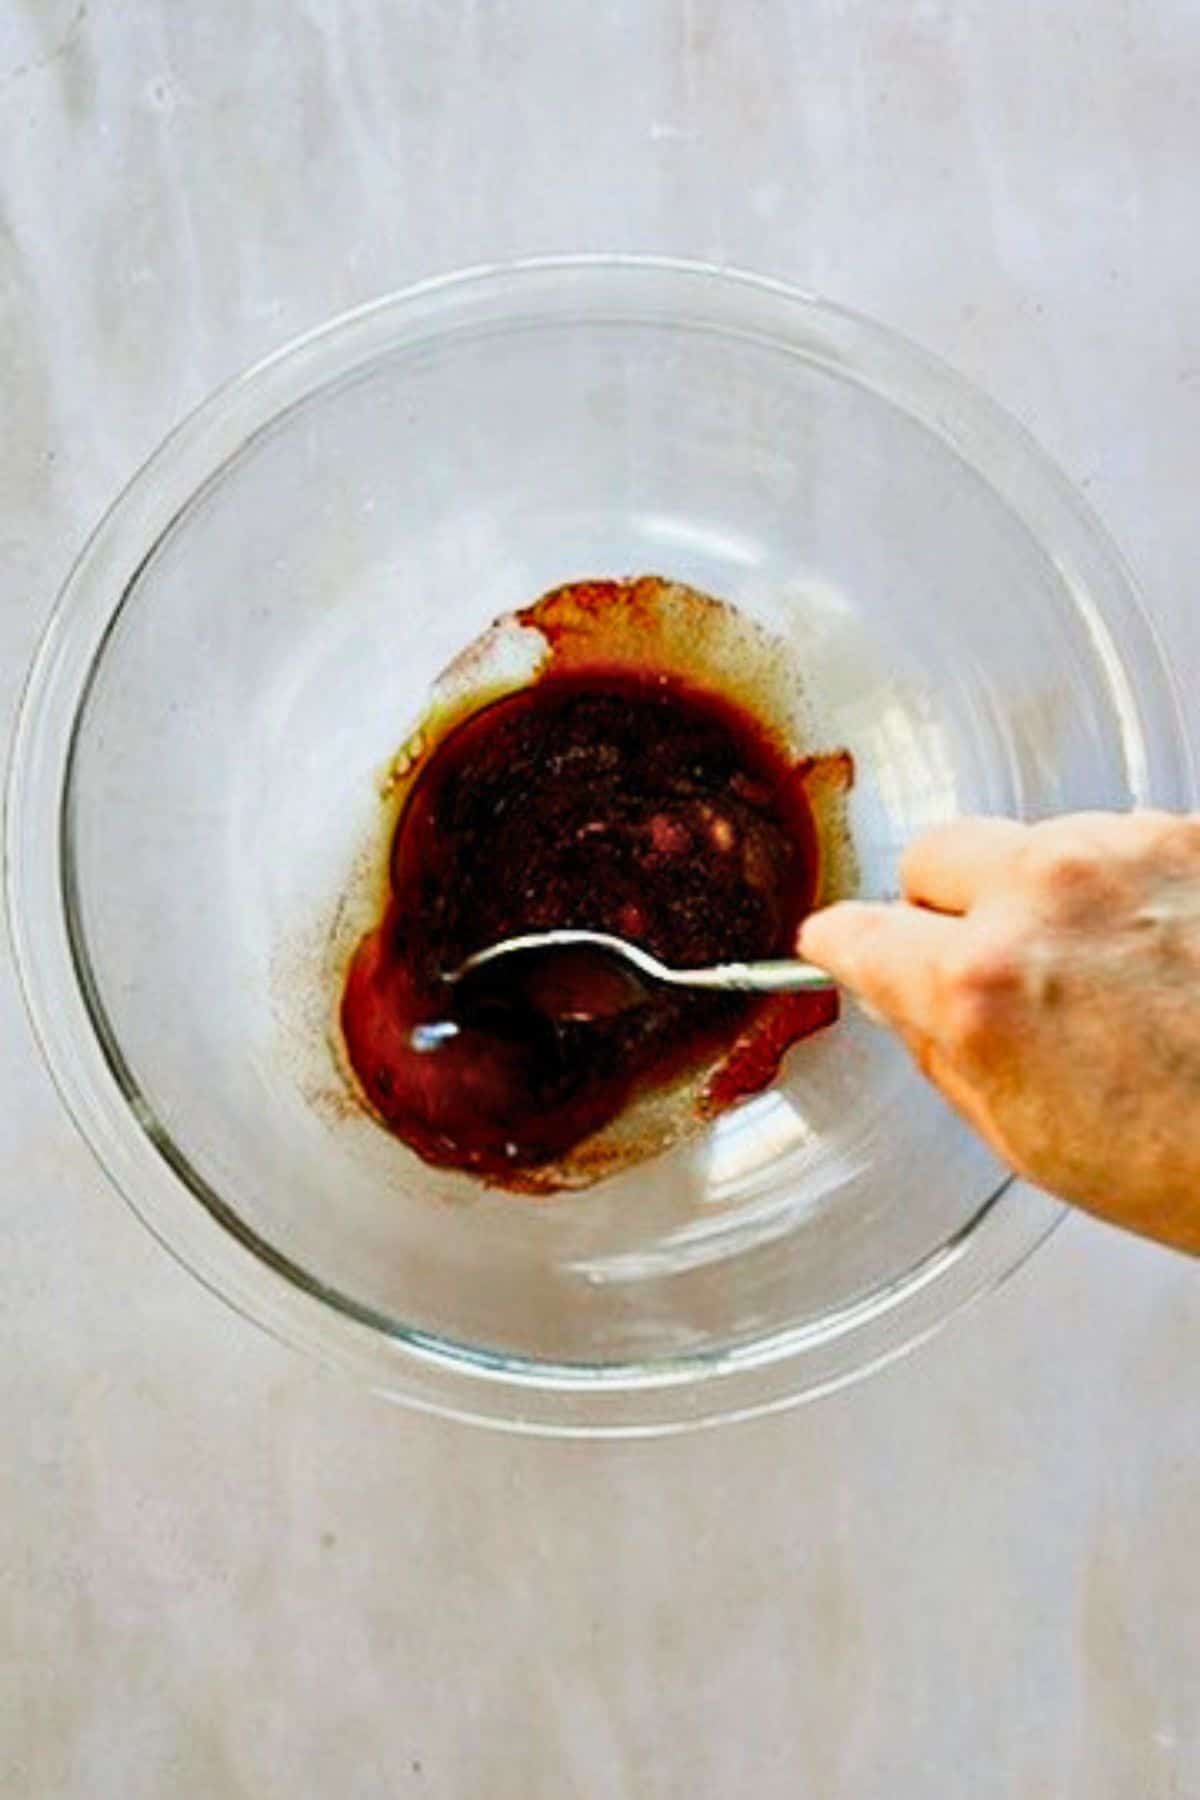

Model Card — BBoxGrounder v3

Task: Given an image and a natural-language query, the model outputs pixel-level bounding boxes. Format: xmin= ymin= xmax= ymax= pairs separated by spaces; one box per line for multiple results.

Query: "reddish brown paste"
xmin=341 ymin=653 xmax=839 ymax=1184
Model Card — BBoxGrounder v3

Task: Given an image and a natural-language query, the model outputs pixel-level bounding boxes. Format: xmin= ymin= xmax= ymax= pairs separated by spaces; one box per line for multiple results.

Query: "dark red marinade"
xmin=341 ymin=664 xmax=838 ymax=1184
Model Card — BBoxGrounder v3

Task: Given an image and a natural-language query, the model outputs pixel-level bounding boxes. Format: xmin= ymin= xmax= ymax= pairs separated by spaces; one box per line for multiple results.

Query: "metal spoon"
xmin=447 ymin=928 xmax=837 ymax=999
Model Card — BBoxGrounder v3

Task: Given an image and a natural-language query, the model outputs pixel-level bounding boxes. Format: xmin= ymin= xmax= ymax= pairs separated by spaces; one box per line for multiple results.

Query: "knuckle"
xmin=1029 ymin=844 xmax=1097 ymax=888
xmin=938 ymin=944 xmax=1022 ymax=1051
xmin=1020 ymin=836 xmax=1109 ymax=906
xmin=948 ymin=937 xmax=1023 ymax=997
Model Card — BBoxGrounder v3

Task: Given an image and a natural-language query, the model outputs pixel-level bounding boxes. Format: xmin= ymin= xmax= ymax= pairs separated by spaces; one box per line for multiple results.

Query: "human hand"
xmin=799 ymin=813 xmax=1200 ymax=1255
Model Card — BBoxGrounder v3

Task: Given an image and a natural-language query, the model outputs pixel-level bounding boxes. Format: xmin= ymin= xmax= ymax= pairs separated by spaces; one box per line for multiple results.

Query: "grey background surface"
xmin=2 ymin=3 xmax=1198 ymax=1795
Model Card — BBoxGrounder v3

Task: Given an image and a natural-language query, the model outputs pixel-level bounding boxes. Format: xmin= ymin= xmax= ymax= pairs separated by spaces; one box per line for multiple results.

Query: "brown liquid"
xmin=341 ymin=667 xmax=838 ymax=1181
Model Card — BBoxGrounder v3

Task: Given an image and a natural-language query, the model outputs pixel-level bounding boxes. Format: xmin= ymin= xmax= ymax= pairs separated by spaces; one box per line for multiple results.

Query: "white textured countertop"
xmin=3 ymin=4 xmax=1198 ymax=1794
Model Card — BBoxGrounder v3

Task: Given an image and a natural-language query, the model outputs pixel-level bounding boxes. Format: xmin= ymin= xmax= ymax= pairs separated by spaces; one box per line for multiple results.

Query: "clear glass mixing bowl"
xmin=7 ymin=260 xmax=1193 ymax=1433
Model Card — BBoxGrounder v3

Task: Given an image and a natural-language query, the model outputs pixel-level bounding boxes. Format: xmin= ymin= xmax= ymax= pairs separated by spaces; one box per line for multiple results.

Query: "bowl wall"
xmin=11 ymin=262 xmax=1192 ymax=1430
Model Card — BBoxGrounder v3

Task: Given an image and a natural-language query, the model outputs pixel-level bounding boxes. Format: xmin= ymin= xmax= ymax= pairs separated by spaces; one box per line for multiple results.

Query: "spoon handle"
xmin=674 ymin=958 xmax=837 ymax=995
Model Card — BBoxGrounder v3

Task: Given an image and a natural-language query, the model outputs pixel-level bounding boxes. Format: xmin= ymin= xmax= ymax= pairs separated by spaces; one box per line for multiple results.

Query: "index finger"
xmin=901 ymin=817 xmax=1029 ymax=914
xmin=799 ymin=900 xmax=961 ymax=1034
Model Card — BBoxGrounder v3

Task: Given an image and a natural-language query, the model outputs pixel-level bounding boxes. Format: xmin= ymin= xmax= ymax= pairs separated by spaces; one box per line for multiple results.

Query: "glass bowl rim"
xmin=7 ymin=255 xmax=1194 ymax=1435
